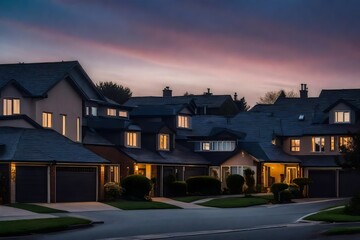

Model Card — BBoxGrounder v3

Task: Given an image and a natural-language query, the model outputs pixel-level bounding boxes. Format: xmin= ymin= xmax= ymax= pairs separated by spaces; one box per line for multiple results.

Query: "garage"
xmin=308 ymin=170 xmax=336 ymax=198
xmin=56 ymin=167 xmax=97 ymax=202
xmin=16 ymin=166 xmax=48 ymax=203
xmin=339 ymin=170 xmax=360 ymax=197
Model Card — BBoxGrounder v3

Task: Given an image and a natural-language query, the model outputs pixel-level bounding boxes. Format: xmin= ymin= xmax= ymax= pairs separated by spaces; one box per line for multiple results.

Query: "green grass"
xmin=9 ymin=203 xmax=67 ymax=213
xmin=199 ymin=196 xmax=270 ymax=208
xmin=106 ymin=200 xmax=181 ymax=210
xmin=324 ymin=226 xmax=360 ymax=236
xmin=172 ymin=196 xmax=208 ymax=203
xmin=0 ymin=217 xmax=91 ymax=237
xmin=305 ymin=207 xmax=360 ymax=222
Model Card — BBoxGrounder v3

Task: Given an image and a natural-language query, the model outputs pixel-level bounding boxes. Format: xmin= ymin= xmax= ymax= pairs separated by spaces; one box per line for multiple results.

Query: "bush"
xmin=121 ymin=175 xmax=152 ymax=200
xmin=270 ymin=183 xmax=289 ymax=202
xmin=244 ymin=168 xmax=256 ymax=195
xmin=104 ymin=182 xmax=122 ymax=201
xmin=226 ymin=174 xmax=245 ymax=194
xmin=345 ymin=192 xmax=360 ymax=215
xmin=169 ymin=181 xmax=187 ymax=197
xmin=293 ymin=178 xmax=312 ymax=197
xmin=186 ymin=176 xmax=221 ymax=195
xmin=255 ymin=184 xmax=267 ymax=193
xmin=279 ymin=189 xmax=292 ymax=203
xmin=288 ymin=184 xmax=302 ymax=199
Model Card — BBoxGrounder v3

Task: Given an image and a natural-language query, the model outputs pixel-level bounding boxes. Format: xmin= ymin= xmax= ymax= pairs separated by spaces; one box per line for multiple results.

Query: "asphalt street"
xmin=3 ymin=198 xmax=359 ymax=240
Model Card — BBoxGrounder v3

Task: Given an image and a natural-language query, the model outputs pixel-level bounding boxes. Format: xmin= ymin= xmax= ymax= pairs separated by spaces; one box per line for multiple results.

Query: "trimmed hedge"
xmin=270 ymin=183 xmax=289 ymax=202
xmin=169 ymin=181 xmax=187 ymax=197
xmin=244 ymin=168 xmax=256 ymax=194
xmin=121 ymin=175 xmax=152 ymax=200
xmin=104 ymin=182 xmax=122 ymax=201
xmin=293 ymin=178 xmax=312 ymax=197
xmin=186 ymin=176 xmax=221 ymax=195
xmin=226 ymin=174 xmax=245 ymax=194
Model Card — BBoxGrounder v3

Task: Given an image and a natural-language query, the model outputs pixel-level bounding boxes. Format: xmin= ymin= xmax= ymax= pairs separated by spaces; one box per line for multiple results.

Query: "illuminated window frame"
xmin=107 ymin=108 xmax=117 ymax=116
xmin=158 ymin=134 xmax=170 ymax=151
xmin=290 ymin=139 xmax=300 ymax=152
xmin=330 ymin=136 xmax=335 ymax=151
xmin=3 ymin=98 xmax=20 ymax=115
xmin=177 ymin=115 xmax=191 ymax=129
xmin=61 ymin=114 xmax=66 ymax=136
xmin=312 ymin=137 xmax=325 ymax=152
xmin=335 ymin=111 xmax=350 ymax=123
xmin=125 ymin=131 xmax=140 ymax=148
xmin=76 ymin=117 xmax=80 ymax=142
xmin=42 ymin=112 xmax=52 ymax=128
xmin=119 ymin=111 xmax=128 ymax=118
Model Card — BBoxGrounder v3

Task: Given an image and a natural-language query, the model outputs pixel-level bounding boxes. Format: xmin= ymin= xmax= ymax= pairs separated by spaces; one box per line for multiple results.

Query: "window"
xmin=61 ymin=114 xmax=66 ymax=136
xmin=42 ymin=112 xmax=52 ymax=128
xmin=85 ymin=107 xmax=89 ymax=116
xmin=119 ymin=111 xmax=128 ymax=118
xmin=109 ymin=165 xmax=120 ymax=183
xmin=158 ymin=134 xmax=170 ymax=151
xmin=107 ymin=108 xmax=116 ymax=116
xmin=76 ymin=117 xmax=80 ymax=142
xmin=91 ymin=107 xmax=97 ymax=116
xmin=298 ymin=115 xmax=305 ymax=121
xmin=198 ymin=141 xmax=236 ymax=152
xmin=330 ymin=136 xmax=335 ymax=151
xmin=335 ymin=111 xmax=350 ymax=123
xmin=202 ymin=142 xmax=210 ymax=151
xmin=3 ymin=98 xmax=20 ymax=115
xmin=339 ymin=136 xmax=352 ymax=151
xmin=312 ymin=137 xmax=325 ymax=152
xmin=177 ymin=115 xmax=191 ymax=128
xmin=126 ymin=132 xmax=140 ymax=148
xmin=290 ymin=139 xmax=300 ymax=152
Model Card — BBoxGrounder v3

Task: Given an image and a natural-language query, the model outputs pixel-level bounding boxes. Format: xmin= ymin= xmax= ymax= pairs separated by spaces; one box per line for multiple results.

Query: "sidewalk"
xmin=193 ymin=193 xmax=272 ymax=204
xmin=152 ymin=197 xmax=211 ymax=209
xmin=0 ymin=205 xmax=56 ymax=221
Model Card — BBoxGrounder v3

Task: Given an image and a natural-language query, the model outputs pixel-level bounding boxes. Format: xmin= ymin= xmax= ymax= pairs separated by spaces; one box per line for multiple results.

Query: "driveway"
xmin=35 ymin=202 xmax=119 ymax=212
xmin=0 ymin=205 xmax=56 ymax=221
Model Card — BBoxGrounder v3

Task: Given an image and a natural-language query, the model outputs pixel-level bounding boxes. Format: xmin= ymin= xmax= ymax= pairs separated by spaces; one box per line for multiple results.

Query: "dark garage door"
xmin=56 ymin=167 xmax=97 ymax=202
xmin=308 ymin=170 xmax=336 ymax=198
xmin=339 ymin=170 xmax=360 ymax=197
xmin=16 ymin=166 xmax=48 ymax=203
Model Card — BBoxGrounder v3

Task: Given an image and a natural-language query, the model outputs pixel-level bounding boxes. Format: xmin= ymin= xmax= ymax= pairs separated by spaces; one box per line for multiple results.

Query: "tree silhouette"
xmin=96 ymin=81 xmax=132 ymax=104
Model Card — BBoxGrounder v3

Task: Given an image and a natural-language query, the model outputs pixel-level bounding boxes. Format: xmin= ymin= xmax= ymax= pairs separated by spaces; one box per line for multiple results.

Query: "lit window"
xmin=339 ymin=136 xmax=352 ymax=151
xmin=290 ymin=139 xmax=300 ymax=152
xmin=312 ymin=137 xmax=325 ymax=152
xmin=330 ymin=136 xmax=335 ymax=151
xmin=202 ymin=142 xmax=210 ymax=151
xmin=198 ymin=141 xmax=236 ymax=152
xmin=76 ymin=117 xmax=80 ymax=142
xmin=61 ymin=114 xmax=66 ymax=136
xmin=158 ymin=134 xmax=169 ymax=151
xmin=42 ymin=112 xmax=52 ymax=128
xmin=85 ymin=107 xmax=89 ymax=116
xmin=335 ymin=111 xmax=350 ymax=123
xmin=91 ymin=107 xmax=97 ymax=116
xmin=107 ymin=108 xmax=116 ymax=116
xmin=109 ymin=165 xmax=120 ymax=183
xmin=119 ymin=111 xmax=128 ymax=118
xmin=3 ymin=98 xmax=20 ymax=115
xmin=126 ymin=132 xmax=140 ymax=148
xmin=177 ymin=115 xmax=191 ymax=128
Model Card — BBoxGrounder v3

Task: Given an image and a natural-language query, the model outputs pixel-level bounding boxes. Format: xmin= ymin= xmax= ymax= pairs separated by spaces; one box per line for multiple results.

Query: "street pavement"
xmin=3 ymin=198 xmax=356 ymax=240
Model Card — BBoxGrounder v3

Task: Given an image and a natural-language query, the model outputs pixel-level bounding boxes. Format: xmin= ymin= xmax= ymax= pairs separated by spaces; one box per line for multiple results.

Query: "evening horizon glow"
xmin=1 ymin=0 xmax=360 ymax=106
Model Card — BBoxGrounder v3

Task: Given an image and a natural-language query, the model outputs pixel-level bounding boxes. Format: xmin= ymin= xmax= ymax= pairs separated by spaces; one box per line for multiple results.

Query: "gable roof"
xmin=130 ymin=104 xmax=192 ymax=117
xmin=0 ymin=127 xmax=108 ymax=164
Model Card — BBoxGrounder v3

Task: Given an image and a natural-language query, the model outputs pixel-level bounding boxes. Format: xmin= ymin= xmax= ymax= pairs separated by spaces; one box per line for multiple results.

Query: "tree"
xmin=235 ymin=97 xmax=250 ymax=112
xmin=257 ymin=89 xmax=298 ymax=104
xmin=183 ymin=91 xmax=194 ymax=96
xmin=96 ymin=81 xmax=132 ymax=104
xmin=244 ymin=168 xmax=255 ymax=195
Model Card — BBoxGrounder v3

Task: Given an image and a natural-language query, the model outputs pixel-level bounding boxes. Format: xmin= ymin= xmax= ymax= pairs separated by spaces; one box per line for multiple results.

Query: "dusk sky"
xmin=1 ymin=0 xmax=360 ymax=106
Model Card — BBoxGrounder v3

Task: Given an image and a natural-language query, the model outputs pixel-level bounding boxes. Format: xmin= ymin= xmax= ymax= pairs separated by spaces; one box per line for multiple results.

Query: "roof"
xmin=0 ymin=115 xmax=42 ymax=128
xmin=0 ymin=127 xmax=108 ymax=164
xmin=319 ymin=89 xmax=360 ymax=111
xmin=130 ymin=104 xmax=189 ymax=117
xmin=198 ymin=149 xmax=242 ymax=166
xmin=298 ymin=155 xmax=342 ymax=167
xmin=83 ymin=116 xmax=130 ymax=130
xmin=137 ymin=122 xmax=173 ymax=134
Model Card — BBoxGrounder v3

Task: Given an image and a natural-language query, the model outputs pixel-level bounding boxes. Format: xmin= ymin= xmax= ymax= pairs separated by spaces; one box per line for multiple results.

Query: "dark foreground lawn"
xmin=324 ymin=226 xmax=360 ymax=236
xmin=106 ymin=200 xmax=181 ymax=210
xmin=9 ymin=203 xmax=66 ymax=213
xmin=172 ymin=196 xmax=208 ymax=203
xmin=0 ymin=217 xmax=91 ymax=237
xmin=305 ymin=207 xmax=360 ymax=222
xmin=199 ymin=196 xmax=271 ymax=208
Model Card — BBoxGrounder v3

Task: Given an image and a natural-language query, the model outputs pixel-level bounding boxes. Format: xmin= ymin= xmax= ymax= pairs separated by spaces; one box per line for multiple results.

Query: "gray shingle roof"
xmin=130 ymin=104 xmax=188 ymax=117
xmin=298 ymin=155 xmax=341 ymax=167
xmin=0 ymin=127 xmax=108 ymax=164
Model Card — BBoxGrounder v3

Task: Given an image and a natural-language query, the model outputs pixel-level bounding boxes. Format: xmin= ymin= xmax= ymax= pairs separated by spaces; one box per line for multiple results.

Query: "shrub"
xmin=345 ymin=192 xmax=360 ymax=215
xmin=293 ymin=178 xmax=312 ymax=197
xmin=169 ymin=181 xmax=187 ymax=197
xmin=288 ymin=184 xmax=302 ymax=199
xmin=270 ymin=183 xmax=289 ymax=202
xmin=279 ymin=189 xmax=292 ymax=203
xmin=104 ymin=182 xmax=122 ymax=201
xmin=255 ymin=184 xmax=267 ymax=193
xmin=186 ymin=176 xmax=221 ymax=195
xmin=244 ymin=168 xmax=256 ymax=195
xmin=226 ymin=174 xmax=245 ymax=194
xmin=121 ymin=175 xmax=152 ymax=200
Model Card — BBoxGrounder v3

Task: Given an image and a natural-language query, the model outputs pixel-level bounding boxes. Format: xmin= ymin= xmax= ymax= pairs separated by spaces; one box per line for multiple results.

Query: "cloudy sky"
xmin=1 ymin=0 xmax=359 ymax=106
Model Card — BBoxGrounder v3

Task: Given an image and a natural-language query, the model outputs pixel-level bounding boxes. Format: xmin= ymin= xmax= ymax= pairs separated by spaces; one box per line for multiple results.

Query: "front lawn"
xmin=0 ymin=217 xmax=91 ymax=237
xmin=9 ymin=203 xmax=67 ymax=213
xmin=199 ymin=196 xmax=270 ymax=208
xmin=304 ymin=207 xmax=360 ymax=222
xmin=172 ymin=196 xmax=208 ymax=203
xmin=324 ymin=226 xmax=360 ymax=236
xmin=106 ymin=200 xmax=181 ymax=210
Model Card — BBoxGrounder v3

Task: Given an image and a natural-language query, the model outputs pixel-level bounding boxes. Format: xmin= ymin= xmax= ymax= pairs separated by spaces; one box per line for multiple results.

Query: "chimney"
xmin=163 ymin=86 xmax=172 ymax=97
xmin=204 ymin=88 xmax=212 ymax=96
xmin=234 ymin=92 xmax=238 ymax=101
xmin=299 ymin=83 xmax=308 ymax=99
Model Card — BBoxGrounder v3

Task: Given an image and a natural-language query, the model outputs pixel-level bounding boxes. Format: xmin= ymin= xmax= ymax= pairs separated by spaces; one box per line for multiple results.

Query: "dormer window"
xmin=107 ymin=108 xmax=117 ymax=116
xmin=335 ymin=111 xmax=350 ymax=123
xmin=196 ymin=141 xmax=236 ymax=152
xmin=125 ymin=131 xmax=140 ymax=148
xmin=158 ymin=134 xmax=169 ymax=151
xmin=298 ymin=114 xmax=305 ymax=121
xmin=119 ymin=111 xmax=128 ymax=118
xmin=3 ymin=98 xmax=20 ymax=115
xmin=177 ymin=115 xmax=191 ymax=129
